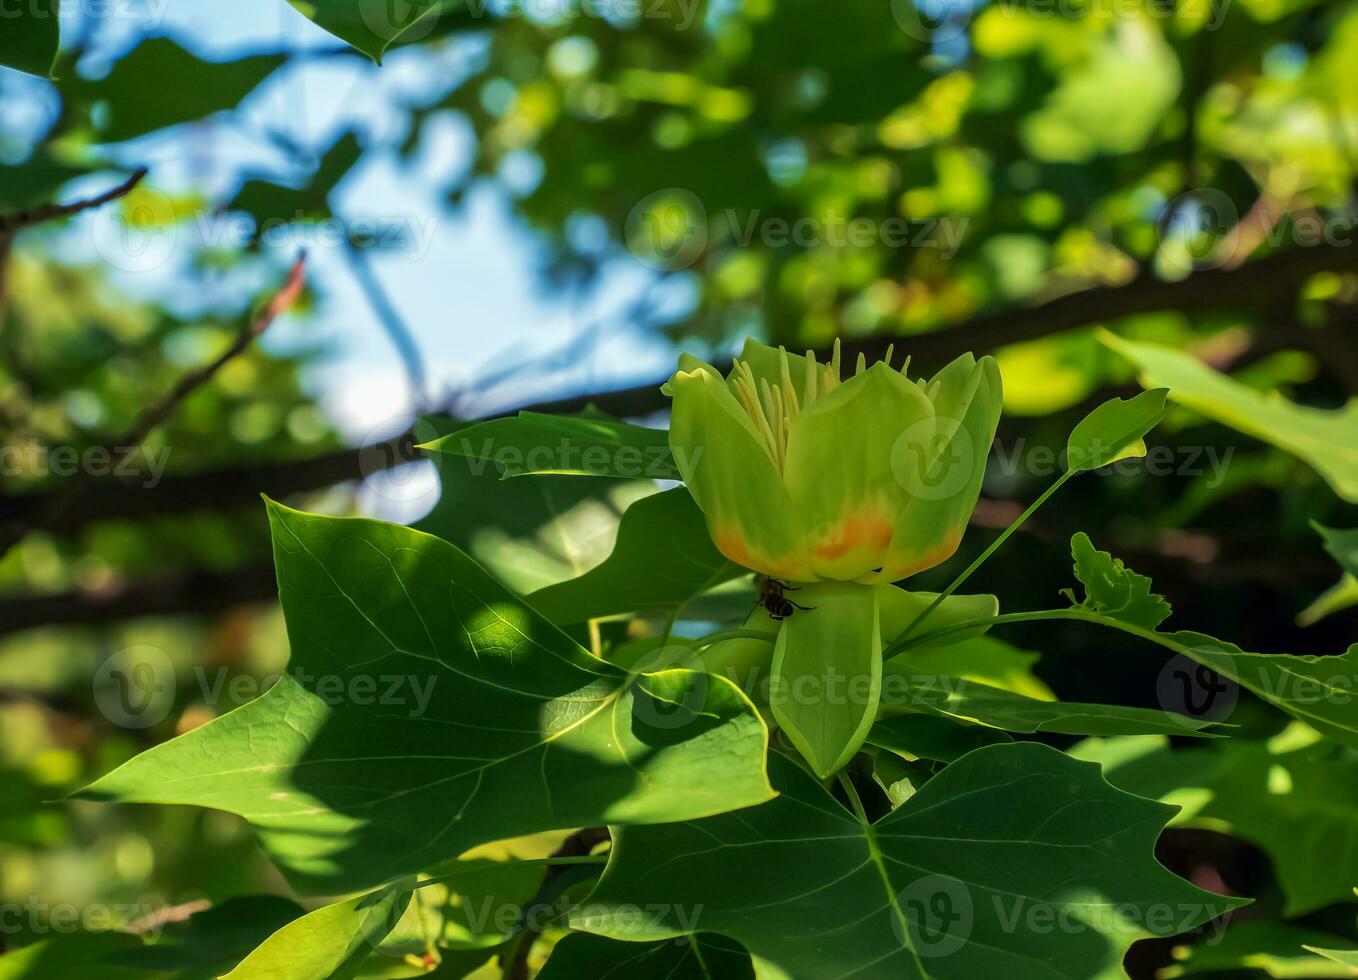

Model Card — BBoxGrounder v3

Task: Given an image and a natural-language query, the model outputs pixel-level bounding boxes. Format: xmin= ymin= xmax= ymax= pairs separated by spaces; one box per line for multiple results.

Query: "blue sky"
xmin=14 ymin=0 xmax=696 ymax=458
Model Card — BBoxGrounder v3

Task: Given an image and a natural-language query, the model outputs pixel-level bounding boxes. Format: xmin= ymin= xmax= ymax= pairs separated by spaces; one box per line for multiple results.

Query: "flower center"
xmin=728 ymin=339 xmax=907 ymax=472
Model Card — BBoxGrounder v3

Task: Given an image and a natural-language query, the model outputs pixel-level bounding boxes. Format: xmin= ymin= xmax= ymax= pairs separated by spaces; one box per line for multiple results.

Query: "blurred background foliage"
xmin=1 ymin=0 xmax=1358 ymax=976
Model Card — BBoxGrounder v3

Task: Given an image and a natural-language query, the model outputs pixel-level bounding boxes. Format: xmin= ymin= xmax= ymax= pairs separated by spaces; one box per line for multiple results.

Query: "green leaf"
xmin=878 ymin=675 xmax=1220 ymax=737
xmin=538 ymin=933 xmax=753 ymax=979
xmin=60 ymin=40 xmax=285 ymax=142
xmin=78 ymin=502 xmax=774 ymax=893
xmin=527 ymin=487 xmax=742 ymax=625
xmin=1065 ymin=531 xmax=1172 ymax=630
xmin=1065 ymin=386 xmax=1169 ymax=472
xmin=867 ymin=713 xmax=1012 ymax=764
xmin=418 ymin=410 xmax=678 ymax=480
xmin=0 ymin=0 xmax=59 ymax=78
xmin=0 ymin=930 xmax=143 ymax=980
xmin=105 ymin=896 xmax=303 ymax=977
xmin=285 ymin=0 xmax=444 ymax=63
xmin=222 ymin=879 xmax=414 ymax=980
xmin=886 ymin=635 xmax=1056 ymax=701
xmin=1161 ymin=920 xmax=1358 ymax=979
xmin=416 ymin=417 xmax=656 ymax=595
xmin=0 ymin=161 xmax=90 ymax=209
xmin=1298 ymin=575 xmax=1358 ymax=628
xmin=229 ymin=133 xmax=364 ymax=229
xmin=1302 ymin=523 xmax=1358 ymax=626
xmin=573 ymin=746 xmax=1245 ymax=979
xmin=1306 ymin=947 xmax=1358 ymax=970
xmin=1075 ymin=733 xmax=1358 ymax=916
xmin=771 ymin=582 xmax=882 ymax=778
xmin=1100 ymin=331 xmax=1358 ymax=502
xmin=1172 ymin=633 xmax=1358 ymax=751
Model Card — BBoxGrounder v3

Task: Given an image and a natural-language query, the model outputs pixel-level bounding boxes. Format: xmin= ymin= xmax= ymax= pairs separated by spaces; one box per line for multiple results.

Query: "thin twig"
xmin=505 ymin=827 xmax=610 ymax=980
xmin=0 ymin=168 xmax=149 ymax=235
xmin=0 ymin=255 xmax=306 ymax=560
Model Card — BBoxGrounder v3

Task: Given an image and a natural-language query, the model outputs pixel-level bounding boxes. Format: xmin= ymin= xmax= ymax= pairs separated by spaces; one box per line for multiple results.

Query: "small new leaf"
xmin=1066 ymin=387 xmax=1169 ymax=472
xmin=1064 ymin=531 xmax=1172 ymax=630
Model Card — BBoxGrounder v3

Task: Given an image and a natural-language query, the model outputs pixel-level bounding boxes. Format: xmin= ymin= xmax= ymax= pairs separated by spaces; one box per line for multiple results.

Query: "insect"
xmin=758 ymin=578 xmax=815 ymax=621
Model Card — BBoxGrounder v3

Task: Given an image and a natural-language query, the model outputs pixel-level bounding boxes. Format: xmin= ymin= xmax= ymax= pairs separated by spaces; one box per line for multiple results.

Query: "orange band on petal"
xmin=811 ymin=512 xmax=894 ymax=562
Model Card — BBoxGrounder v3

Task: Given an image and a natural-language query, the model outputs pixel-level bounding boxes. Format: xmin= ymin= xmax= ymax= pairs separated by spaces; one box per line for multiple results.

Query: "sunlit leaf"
xmin=1101 ymin=331 xmax=1358 ymax=502
xmin=77 ymin=502 xmax=774 ymax=894
xmin=1065 ymin=388 xmax=1170 ymax=472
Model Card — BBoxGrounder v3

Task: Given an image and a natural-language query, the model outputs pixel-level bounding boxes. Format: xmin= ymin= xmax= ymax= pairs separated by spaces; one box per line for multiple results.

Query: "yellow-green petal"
xmin=871 ymin=354 xmax=1002 ymax=583
xmin=782 ymin=362 xmax=935 ymax=581
xmin=666 ymin=365 xmax=812 ymax=580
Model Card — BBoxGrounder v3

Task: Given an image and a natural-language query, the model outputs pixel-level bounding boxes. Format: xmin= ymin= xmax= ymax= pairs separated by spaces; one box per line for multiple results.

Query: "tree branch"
xmin=0 ymin=255 xmax=306 ymax=559
xmin=0 ymin=242 xmax=1352 ymax=545
xmin=0 ymin=167 xmax=148 ymax=235
xmin=0 ymin=564 xmax=280 ymax=637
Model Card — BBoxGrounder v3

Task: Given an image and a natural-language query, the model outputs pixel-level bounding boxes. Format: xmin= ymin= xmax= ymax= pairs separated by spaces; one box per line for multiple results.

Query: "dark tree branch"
xmin=0 ymin=243 xmax=1352 ymax=550
xmin=0 ymin=564 xmax=280 ymax=637
xmin=0 ymin=167 xmax=148 ymax=235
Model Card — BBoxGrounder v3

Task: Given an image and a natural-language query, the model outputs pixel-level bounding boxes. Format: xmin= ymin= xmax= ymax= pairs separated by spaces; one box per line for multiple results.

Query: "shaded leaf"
xmin=573 ymin=746 xmax=1244 ymax=979
xmin=78 ymin=502 xmax=773 ymax=894
xmin=0 ymin=930 xmax=143 ymax=980
xmin=418 ymin=410 xmax=677 ymax=479
xmin=527 ymin=487 xmax=742 ymax=625
xmin=866 ymin=713 xmax=1012 ymax=764
xmin=538 ymin=933 xmax=753 ymax=980
xmin=229 ymin=133 xmax=364 ymax=229
xmin=1101 ymin=331 xmax=1358 ymax=502
xmin=415 ymin=416 xmax=655 ymax=595
xmin=878 ymin=675 xmax=1219 ymax=737
xmin=0 ymin=0 xmax=59 ymax=78
xmin=60 ymin=40 xmax=285 ymax=142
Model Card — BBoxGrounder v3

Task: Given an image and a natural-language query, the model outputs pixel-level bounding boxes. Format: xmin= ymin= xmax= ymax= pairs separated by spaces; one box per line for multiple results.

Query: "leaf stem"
xmin=836 ymin=771 xmax=871 ymax=825
xmin=898 ymin=469 xmax=1078 ymax=642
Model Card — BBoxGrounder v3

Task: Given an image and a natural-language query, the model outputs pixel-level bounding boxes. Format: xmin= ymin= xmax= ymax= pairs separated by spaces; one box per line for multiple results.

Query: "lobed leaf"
xmin=573 ymin=745 xmax=1245 ymax=979
xmin=1065 ymin=386 xmax=1170 ymax=472
xmin=77 ymin=502 xmax=773 ymax=894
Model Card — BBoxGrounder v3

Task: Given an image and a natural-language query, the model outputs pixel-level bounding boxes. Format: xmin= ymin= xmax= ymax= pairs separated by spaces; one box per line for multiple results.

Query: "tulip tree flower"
xmin=666 ymin=339 xmax=1004 ymax=777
